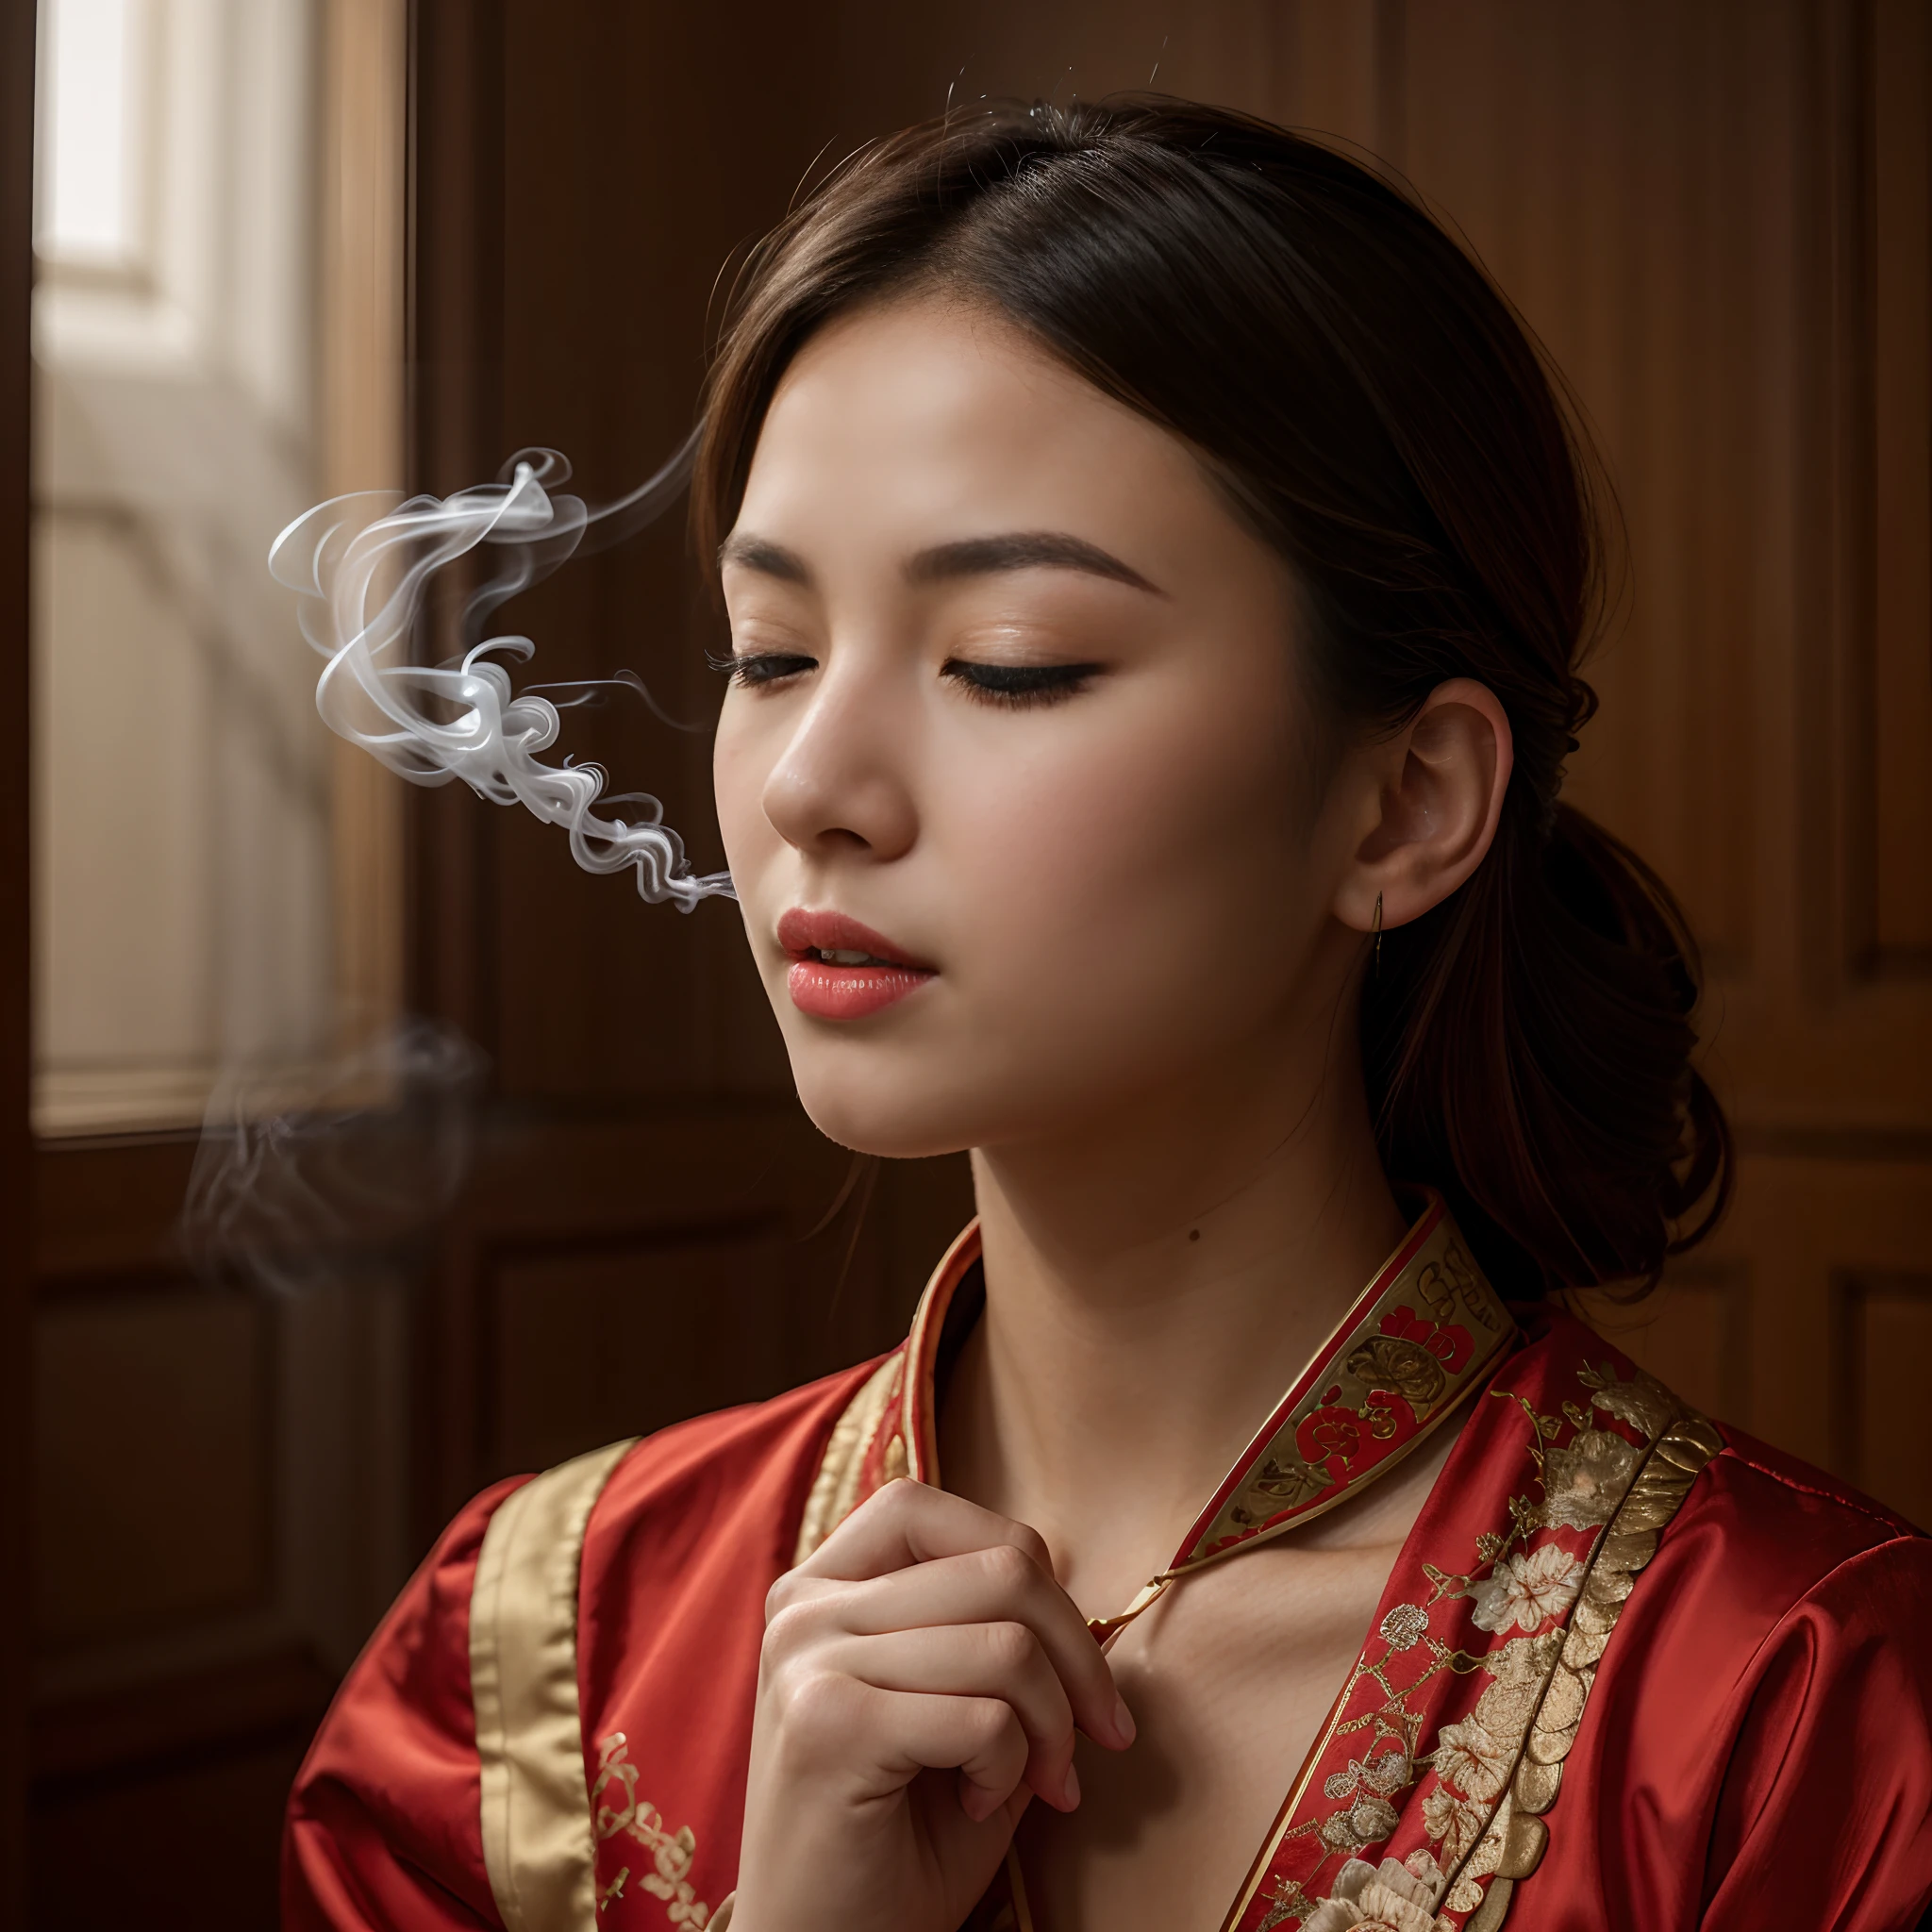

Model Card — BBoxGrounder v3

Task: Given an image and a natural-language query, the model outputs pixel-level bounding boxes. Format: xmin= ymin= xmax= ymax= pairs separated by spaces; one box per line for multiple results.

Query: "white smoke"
xmin=269 ymin=431 xmax=733 ymax=909
xmin=181 ymin=1018 xmax=487 ymax=1296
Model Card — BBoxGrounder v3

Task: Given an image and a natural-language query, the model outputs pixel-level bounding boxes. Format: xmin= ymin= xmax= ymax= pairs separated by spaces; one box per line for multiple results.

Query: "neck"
xmin=937 ymin=1003 xmax=1407 ymax=1621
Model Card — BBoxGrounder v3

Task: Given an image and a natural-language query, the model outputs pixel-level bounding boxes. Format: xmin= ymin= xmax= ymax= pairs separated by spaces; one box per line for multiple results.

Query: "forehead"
xmin=735 ymin=296 xmax=1224 ymax=551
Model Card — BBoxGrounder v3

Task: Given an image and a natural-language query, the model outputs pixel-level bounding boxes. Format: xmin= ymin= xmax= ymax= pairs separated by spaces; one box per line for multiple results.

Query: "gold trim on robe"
xmin=793 ymin=1351 xmax=905 ymax=1567
xmin=1219 ymin=1372 xmax=1721 ymax=1932
xmin=1175 ymin=1196 xmax=1509 ymax=1570
xmin=473 ymin=1436 xmax=640 ymax=1932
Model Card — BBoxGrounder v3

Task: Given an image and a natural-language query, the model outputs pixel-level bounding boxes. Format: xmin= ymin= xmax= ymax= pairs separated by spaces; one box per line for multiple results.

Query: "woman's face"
xmin=713 ymin=297 xmax=1362 ymax=1158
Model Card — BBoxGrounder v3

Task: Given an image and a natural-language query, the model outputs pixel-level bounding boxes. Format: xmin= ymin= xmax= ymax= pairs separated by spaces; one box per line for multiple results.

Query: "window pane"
xmin=32 ymin=0 xmax=402 ymax=1136
xmin=41 ymin=0 xmax=137 ymax=266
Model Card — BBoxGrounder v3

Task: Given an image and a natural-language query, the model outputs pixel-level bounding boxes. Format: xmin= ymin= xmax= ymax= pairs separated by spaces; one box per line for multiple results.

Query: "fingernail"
xmin=1061 ymin=1761 xmax=1081 ymax=1808
xmin=1112 ymin=1693 xmax=1137 ymax=1745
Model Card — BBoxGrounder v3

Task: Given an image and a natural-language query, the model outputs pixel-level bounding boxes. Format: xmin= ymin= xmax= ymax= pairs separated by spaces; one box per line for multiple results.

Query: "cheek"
xmin=712 ymin=709 xmax=776 ymax=883
xmin=939 ymin=683 xmax=1314 ymax=1056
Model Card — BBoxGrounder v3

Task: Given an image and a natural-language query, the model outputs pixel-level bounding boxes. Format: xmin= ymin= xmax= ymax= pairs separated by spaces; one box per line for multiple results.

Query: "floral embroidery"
xmin=1412 ymin=1237 xmax=1497 ymax=1333
xmin=1580 ymin=1360 xmax=1677 ymax=1441
xmin=1319 ymin=1792 xmax=1405 ymax=1853
xmin=1345 ymin=1334 xmax=1450 ymax=1409
xmin=1323 ymin=1743 xmax=1412 ymax=1806
xmin=1190 ymin=1208 xmax=1515 ymax=1562
xmin=1536 ymin=1429 xmax=1639 ymax=1528
xmin=1299 ymin=1406 xmax=1370 ymax=1470
xmin=1419 ymin=1787 xmax=1485 ymax=1866
xmin=591 ymin=1734 xmax=720 ymax=1928
xmin=1235 ymin=1453 xmax=1328 ymax=1524
xmin=1301 ymin=1852 xmax=1448 ymax=1932
xmin=1430 ymin=1715 xmax=1512 ymax=1804
xmin=1464 ymin=1546 xmax=1585 ymax=1635
xmin=1376 ymin=1304 xmax=1475 ymax=1375
xmin=1440 ymin=1791 xmax=1515 ymax=1915
xmin=1245 ymin=1357 xmax=1721 ymax=1931
xmin=1378 ymin=1603 xmax=1430 ymax=1651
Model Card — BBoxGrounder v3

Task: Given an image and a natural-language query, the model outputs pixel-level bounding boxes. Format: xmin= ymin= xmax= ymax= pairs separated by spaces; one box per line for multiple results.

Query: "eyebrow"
xmin=906 ymin=532 xmax=1165 ymax=595
xmin=717 ymin=533 xmax=813 ymax=583
xmin=717 ymin=529 xmax=1165 ymax=596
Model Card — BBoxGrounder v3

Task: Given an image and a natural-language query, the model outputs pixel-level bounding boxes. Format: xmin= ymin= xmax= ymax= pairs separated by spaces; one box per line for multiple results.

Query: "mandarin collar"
xmin=813 ymin=1192 xmax=1518 ymax=1630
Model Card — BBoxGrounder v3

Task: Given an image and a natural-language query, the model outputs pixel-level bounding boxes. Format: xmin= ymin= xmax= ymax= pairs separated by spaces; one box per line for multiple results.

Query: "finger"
xmin=794 ymin=1546 xmax=1134 ymax=1750
xmin=793 ymin=1478 xmax=1054 ymax=1586
xmin=877 ymin=1690 xmax=1034 ymax=1824
xmin=831 ymin=1623 xmax=1080 ymax=1811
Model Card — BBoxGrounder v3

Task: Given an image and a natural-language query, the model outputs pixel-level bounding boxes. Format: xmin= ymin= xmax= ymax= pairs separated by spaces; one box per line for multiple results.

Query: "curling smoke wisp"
xmin=269 ymin=431 xmax=732 ymax=909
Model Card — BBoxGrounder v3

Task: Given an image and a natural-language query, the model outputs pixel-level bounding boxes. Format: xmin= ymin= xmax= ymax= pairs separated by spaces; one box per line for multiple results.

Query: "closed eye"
xmin=709 ymin=648 xmax=817 ymax=689
xmin=943 ymin=659 xmax=1104 ymax=708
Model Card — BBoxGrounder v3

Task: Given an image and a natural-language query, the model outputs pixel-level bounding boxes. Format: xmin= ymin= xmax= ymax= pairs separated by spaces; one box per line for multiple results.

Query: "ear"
xmin=1333 ymin=678 xmax=1514 ymax=934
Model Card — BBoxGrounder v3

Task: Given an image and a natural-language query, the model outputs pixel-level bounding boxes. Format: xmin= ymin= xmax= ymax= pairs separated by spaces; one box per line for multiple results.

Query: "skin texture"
xmin=713 ymin=297 xmax=1513 ymax=1932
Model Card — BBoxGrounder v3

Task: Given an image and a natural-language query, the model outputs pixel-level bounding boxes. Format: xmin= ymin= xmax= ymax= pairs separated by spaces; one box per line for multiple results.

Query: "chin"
xmin=788 ymin=1060 xmax=981 ymax=1163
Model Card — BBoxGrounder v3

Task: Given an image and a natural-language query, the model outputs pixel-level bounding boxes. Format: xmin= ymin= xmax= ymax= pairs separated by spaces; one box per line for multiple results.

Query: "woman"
xmin=285 ymin=99 xmax=1932 ymax=1932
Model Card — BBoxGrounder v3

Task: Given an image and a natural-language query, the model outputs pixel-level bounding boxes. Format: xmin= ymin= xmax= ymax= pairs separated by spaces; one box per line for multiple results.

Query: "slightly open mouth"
xmin=783 ymin=945 xmax=934 ymax=1019
xmin=805 ymin=947 xmax=910 ymax=969
xmin=775 ymin=909 xmax=937 ymax=1015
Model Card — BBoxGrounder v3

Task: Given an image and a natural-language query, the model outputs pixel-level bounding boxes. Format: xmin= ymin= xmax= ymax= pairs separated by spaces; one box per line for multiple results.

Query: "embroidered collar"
xmin=800 ymin=1191 xmax=1518 ymax=1631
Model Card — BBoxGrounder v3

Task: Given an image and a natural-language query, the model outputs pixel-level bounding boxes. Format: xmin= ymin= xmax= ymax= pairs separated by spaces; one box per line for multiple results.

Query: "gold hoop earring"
xmin=1371 ymin=891 xmax=1383 ymax=979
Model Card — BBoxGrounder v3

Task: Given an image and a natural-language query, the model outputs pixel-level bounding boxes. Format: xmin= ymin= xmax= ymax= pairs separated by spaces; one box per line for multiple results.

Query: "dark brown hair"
xmin=694 ymin=96 xmax=1731 ymax=1299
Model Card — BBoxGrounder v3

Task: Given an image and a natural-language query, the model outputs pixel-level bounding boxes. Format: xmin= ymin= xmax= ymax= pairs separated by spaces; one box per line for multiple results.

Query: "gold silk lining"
xmin=473 ymin=1437 xmax=639 ymax=1932
xmin=794 ymin=1353 xmax=904 ymax=1566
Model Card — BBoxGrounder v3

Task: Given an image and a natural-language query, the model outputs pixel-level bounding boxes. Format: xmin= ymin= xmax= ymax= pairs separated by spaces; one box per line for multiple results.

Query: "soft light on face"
xmin=712 ymin=297 xmax=1355 ymax=1158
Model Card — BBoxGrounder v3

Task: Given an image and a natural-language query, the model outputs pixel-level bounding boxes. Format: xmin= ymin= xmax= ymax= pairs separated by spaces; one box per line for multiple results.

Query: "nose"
xmin=759 ymin=660 xmax=919 ymax=864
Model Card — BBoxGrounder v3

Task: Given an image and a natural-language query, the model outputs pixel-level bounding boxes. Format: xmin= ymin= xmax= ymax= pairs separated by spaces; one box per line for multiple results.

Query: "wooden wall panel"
xmin=477 ymin=0 xmax=831 ymax=1111
xmin=26 ymin=1146 xmax=412 ymax=1932
xmin=34 ymin=1291 xmax=274 ymax=1647
xmin=492 ymin=1229 xmax=792 ymax=1473
xmin=432 ymin=1105 xmax=974 ymax=1492
xmin=817 ymin=0 xmax=1285 ymax=144
xmin=1397 ymin=0 xmax=1768 ymax=974
xmin=1865 ymin=0 xmax=1932 ymax=972
xmin=30 ymin=1723 xmax=318 ymax=1932
xmin=1839 ymin=1271 xmax=1932 ymax=1527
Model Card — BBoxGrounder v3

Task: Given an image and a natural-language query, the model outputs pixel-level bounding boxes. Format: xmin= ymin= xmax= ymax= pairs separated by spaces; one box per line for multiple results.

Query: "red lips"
xmin=777 ymin=908 xmax=936 ymax=1021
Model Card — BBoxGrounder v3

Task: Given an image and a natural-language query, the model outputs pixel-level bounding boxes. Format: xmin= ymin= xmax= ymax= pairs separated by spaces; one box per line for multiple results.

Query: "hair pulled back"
xmin=694 ymin=95 xmax=1731 ymax=1299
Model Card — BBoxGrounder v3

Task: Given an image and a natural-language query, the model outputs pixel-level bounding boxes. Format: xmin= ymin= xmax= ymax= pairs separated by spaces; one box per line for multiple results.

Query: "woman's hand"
xmin=730 ymin=1478 xmax=1136 ymax=1932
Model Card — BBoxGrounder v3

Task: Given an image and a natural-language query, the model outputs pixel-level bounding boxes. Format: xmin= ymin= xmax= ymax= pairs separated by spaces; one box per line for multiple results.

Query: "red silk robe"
xmin=285 ymin=1208 xmax=1932 ymax=1932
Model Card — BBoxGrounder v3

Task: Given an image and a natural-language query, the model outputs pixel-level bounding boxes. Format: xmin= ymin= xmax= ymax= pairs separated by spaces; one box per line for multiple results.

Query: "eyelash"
xmin=943 ymin=659 xmax=1101 ymax=708
xmin=708 ymin=651 xmax=1102 ymax=709
xmin=708 ymin=649 xmax=813 ymax=688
